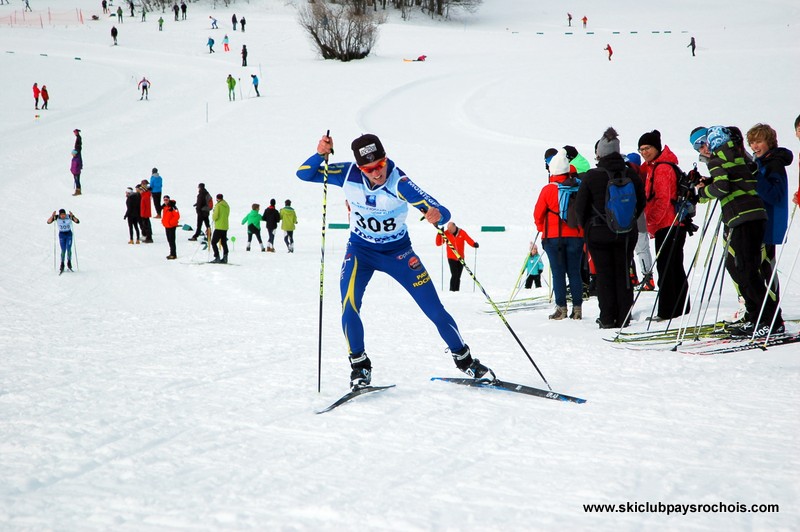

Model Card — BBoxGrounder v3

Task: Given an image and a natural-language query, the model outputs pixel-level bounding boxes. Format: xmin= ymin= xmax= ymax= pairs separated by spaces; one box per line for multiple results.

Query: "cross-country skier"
xmin=47 ymin=209 xmax=80 ymax=273
xmin=138 ymin=77 xmax=150 ymax=100
xmin=297 ymin=133 xmax=493 ymax=389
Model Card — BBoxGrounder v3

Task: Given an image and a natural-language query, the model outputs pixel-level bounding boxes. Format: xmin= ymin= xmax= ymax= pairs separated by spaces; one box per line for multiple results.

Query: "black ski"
xmin=678 ymin=332 xmax=800 ymax=355
xmin=315 ymin=384 xmax=396 ymax=414
xmin=431 ymin=377 xmax=586 ymax=404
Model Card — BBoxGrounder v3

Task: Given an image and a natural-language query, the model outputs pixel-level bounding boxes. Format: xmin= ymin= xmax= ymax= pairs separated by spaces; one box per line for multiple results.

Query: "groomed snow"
xmin=1 ymin=0 xmax=799 ymax=529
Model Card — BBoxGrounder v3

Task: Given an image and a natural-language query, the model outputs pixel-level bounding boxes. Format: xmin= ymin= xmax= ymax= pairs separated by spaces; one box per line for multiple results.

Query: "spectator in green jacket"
xmin=242 ymin=203 xmax=266 ymax=252
xmin=211 ymin=193 xmax=230 ymax=263
xmin=280 ymin=199 xmax=297 ymax=253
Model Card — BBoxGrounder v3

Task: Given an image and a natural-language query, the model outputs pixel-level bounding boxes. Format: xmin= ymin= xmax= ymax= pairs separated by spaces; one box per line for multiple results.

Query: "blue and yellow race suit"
xmin=297 ymin=153 xmax=466 ymax=355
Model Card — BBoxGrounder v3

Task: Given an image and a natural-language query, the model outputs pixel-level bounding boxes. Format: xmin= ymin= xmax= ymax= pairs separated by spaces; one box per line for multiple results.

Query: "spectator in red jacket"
xmin=534 ymin=148 xmax=585 ymax=320
xmin=639 ymin=130 xmax=691 ymax=319
xmin=138 ymin=181 xmax=154 ymax=243
xmin=33 ymin=82 xmax=40 ymax=109
xmin=435 ymin=222 xmax=478 ymax=292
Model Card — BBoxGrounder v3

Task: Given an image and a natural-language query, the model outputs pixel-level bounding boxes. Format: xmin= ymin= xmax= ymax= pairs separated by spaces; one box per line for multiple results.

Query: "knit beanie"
xmin=595 ymin=127 xmax=620 ymax=158
xmin=351 ymin=134 xmax=386 ymax=166
xmin=625 ymin=152 xmax=641 ymax=166
xmin=544 ymin=148 xmax=558 ymax=165
xmin=638 ymin=130 xmax=662 ymax=152
xmin=548 ymin=148 xmax=571 ymax=175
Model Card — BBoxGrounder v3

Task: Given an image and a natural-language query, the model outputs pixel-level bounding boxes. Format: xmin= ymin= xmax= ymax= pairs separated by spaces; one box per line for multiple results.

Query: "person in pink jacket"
xmin=639 ymin=130 xmax=691 ymax=319
xmin=33 ymin=82 xmax=40 ymax=109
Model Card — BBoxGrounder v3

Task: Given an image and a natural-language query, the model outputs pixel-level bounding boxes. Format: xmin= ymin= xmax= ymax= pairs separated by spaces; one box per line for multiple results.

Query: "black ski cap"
xmin=351 ymin=134 xmax=386 ymax=166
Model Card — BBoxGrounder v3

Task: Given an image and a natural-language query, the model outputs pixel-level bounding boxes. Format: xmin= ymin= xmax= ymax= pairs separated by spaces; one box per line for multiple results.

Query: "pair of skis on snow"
xmin=316 ymin=377 xmax=586 ymax=414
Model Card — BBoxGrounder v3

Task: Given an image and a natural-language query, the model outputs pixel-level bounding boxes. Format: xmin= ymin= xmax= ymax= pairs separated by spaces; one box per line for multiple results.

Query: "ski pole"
xmin=317 ymin=129 xmax=331 ymax=393
xmin=238 ymin=78 xmax=243 ymax=101
xmin=504 ymin=233 xmax=539 ymax=313
xmin=434 ymin=222 xmax=552 ymax=390
xmin=53 ymin=217 xmax=57 ymax=271
xmin=72 ymin=222 xmax=79 ymax=271
xmin=759 ymin=203 xmax=796 ymax=343
xmin=440 ymin=241 xmax=444 ymax=291
xmin=694 ymin=223 xmax=732 ymax=339
xmin=472 ymin=246 xmax=477 ymax=293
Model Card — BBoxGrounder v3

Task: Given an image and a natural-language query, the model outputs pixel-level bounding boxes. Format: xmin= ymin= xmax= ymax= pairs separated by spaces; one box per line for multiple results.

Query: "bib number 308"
xmin=355 ymin=212 xmax=396 ymax=233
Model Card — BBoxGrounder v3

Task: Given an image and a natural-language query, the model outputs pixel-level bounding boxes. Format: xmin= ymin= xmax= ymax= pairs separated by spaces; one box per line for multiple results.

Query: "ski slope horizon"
xmin=1 ymin=0 xmax=799 ymax=529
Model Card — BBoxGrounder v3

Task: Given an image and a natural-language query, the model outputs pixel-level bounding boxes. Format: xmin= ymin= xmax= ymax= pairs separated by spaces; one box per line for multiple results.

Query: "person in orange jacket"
xmin=435 ymin=222 xmax=478 ymax=292
xmin=161 ymin=196 xmax=180 ymax=259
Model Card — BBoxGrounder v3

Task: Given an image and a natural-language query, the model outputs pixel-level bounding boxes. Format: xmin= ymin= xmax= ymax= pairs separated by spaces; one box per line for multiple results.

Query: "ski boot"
xmin=59 ymin=262 xmax=65 ymax=274
xmin=349 ymin=352 xmax=372 ymax=390
xmin=451 ymin=345 xmax=494 ymax=381
xmin=220 ymin=255 xmax=228 ymax=264
xmin=67 ymin=260 xmax=73 ymax=271
xmin=246 ymin=245 xmax=251 ymax=251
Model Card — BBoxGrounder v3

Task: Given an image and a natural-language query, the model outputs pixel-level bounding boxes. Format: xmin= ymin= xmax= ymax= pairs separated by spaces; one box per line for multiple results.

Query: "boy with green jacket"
xmin=242 ymin=203 xmax=265 ymax=251
xmin=280 ymin=199 xmax=297 ymax=252
xmin=211 ymin=194 xmax=231 ymax=263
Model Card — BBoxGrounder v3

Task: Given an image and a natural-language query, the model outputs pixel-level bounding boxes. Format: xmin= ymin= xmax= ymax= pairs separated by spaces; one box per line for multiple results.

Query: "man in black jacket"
xmin=261 ymin=198 xmax=281 ymax=252
xmin=189 ymin=183 xmax=212 ymax=241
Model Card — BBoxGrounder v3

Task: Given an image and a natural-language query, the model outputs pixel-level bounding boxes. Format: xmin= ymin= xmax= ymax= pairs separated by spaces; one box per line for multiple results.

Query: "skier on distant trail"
xmin=604 ymin=43 xmax=613 ymax=61
xmin=567 ymin=13 xmax=572 ymax=27
xmin=688 ymin=36 xmax=696 ymax=56
xmin=158 ymin=16 xmax=164 ymax=31
xmin=111 ymin=25 xmax=118 ymax=45
xmin=241 ymin=44 xmax=248 ymax=67
xmin=189 ymin=182 xmax=212 ymax=241
xmin=180 ymin=1 xmax=186 ymax=20
xmin=172 ymin=3 xmax=179 ymax=21
xmin=47 ymin=209 xmax=80 ymax=274
xmin=210 ymin=16 xmax=218 ymax=29
xmin=582 ymin=15 xmax=587 ymax=29
xmin=138 ymin=77 xmax=150 ymax=100
xmin=240 ymin=16 xmax=246 ymax=32
xmin=116 ymin=5 xmax=123 ymax=22
xmin=223 ymin=34 xmax=229 ymax=51
xmin=207 ymin=36 xmax=215 ymax=53
xmin=297 ymin=132 xmax=494 ymax=390
xmin=231 ymin=13 xmax=237 ymax=31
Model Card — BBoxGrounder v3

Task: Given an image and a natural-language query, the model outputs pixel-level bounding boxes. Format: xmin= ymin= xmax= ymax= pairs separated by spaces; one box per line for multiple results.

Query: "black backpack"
xmin=649 ymin=162 xmax=697 ymax=224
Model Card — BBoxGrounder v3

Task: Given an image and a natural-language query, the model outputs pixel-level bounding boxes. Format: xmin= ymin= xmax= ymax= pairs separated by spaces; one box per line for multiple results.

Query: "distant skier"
xmin=567 ymin=12 xmax=572 ymax=27
xmin=231 ymin=13 xmax=237 ymax=31
xmin=172 ymin=3 xmax=179 ymax=21
xmin=251 ymin=74 xmax=260 ymax=97
xmin=241 ymin=44 xmax=247 ymax=67
xmin=604 ymin=43 xmax=613 ymax=61
xmin=688 ymin=36 xmax=696 ymax=57
xmin=40 ymin=85 xmax=49 ymax=109
xmin=242 ymin=203 xmax=266 ymax=252
xmin=240 ymin=16 xmax=246 ymax=32
xmin=24 ymin=0 xmax=31 ymax=12
xmin=116 ymin=5 xmax=123 ymax=22
xmin=158 ymin=16 xmax=164 ymax=31
xmin=582 ymin=15 xmax=587 ymax=29
xmin=207 ymin=36 xmax=215 ymax=53
xmin=180 ymin=1 xmax=186 ymax=20
xmin=70 ymin=149 xmax=82 ymax=196
xmin=111 ymin=25 xmax=118 ymax=45
xmin=226 ymin=74 xmax=236 ymax=101
xmin=138 ymin=76 xmax=151 ymax=100
xmin=261 ymin=198 xmax=280 ymax=252
xmin=223 ymin=34 xmax=229 ymax=51
xmin=279 ymin=199 xmax=296 ymax=252
xmin=210 ymin=16 xmax=218 ymax=29
xmin=47 ymin=209 xmax=80 ymax=274
xmin=32 ymin=82 xmax=40 ymax=109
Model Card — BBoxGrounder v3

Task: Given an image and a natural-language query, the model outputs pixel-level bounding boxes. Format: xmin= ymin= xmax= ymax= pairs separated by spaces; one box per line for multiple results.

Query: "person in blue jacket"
xmin=297 ymin=132 xmax=493 ymax=390
xmin=747 ymin=123 xmax=791 ymax=324
xmin=524 ymin=242 xmax=545 ymax=289
xmin=149 ymin=167 xmax=163 ymax=218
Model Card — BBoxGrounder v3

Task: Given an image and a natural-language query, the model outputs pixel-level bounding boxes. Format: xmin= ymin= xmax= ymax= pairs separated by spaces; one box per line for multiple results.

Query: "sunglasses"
xmin=358 ymin=159 xmax=387 ymax=174
xmin=692 ymin=136 xmax=707 ymax=152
